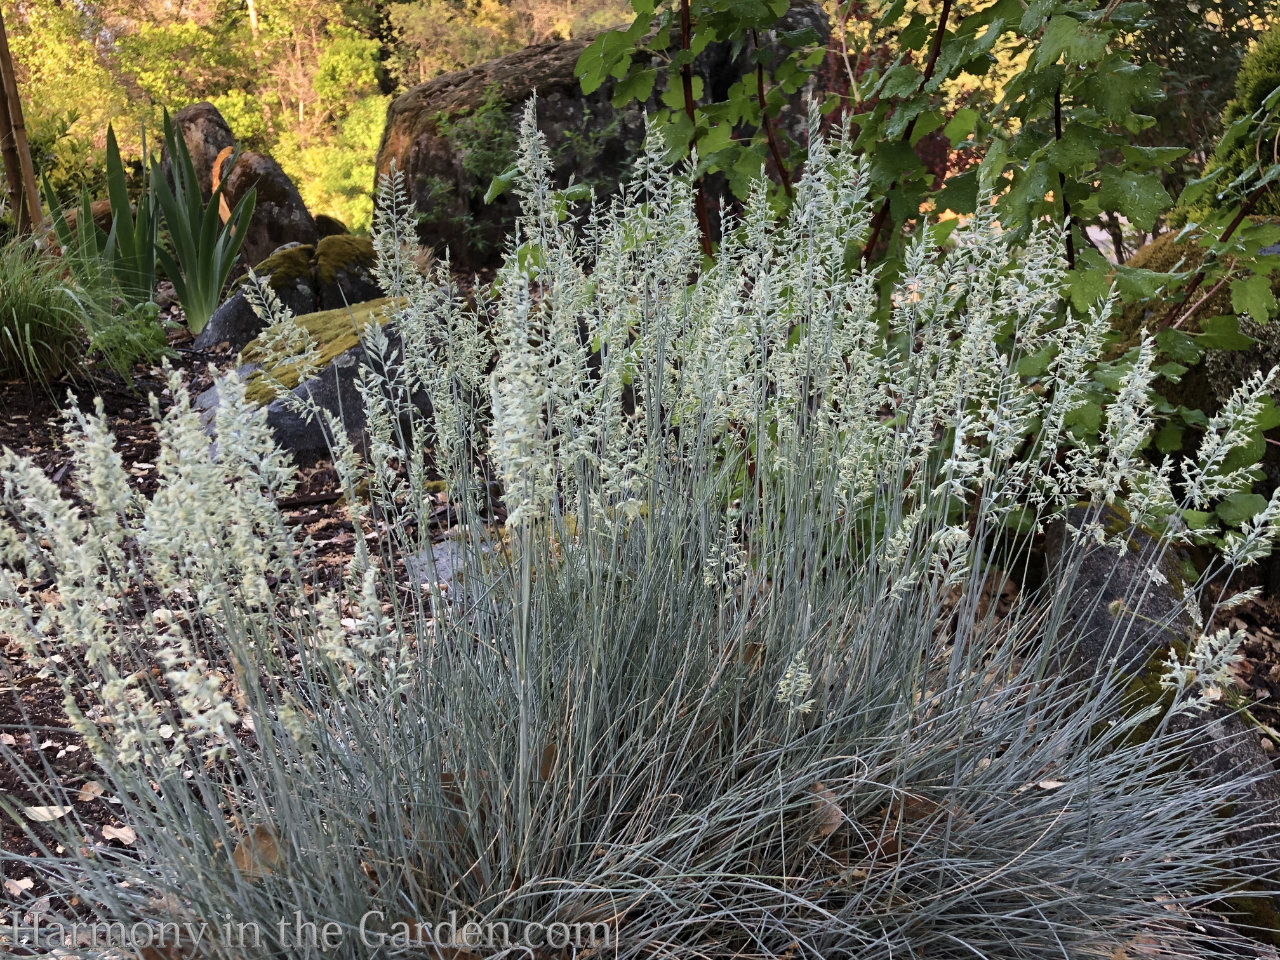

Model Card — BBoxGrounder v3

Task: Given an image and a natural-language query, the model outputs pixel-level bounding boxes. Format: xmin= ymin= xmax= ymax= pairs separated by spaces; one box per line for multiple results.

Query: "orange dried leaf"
xmin=231 ymin=825 xmax=280 ymax=879
xmin=809 ymin=783 xmax=843 ymax=840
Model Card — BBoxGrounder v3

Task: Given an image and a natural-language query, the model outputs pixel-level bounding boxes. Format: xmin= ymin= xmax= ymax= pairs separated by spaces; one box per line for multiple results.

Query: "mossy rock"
xmin=241 ymin=297 xmax=396 ymax=405
xmin=374 ymin=2 xmax=829 ymax=267
xmin=1046 ymin=506 xmax=1193 ymax=681
xmin=1116 ymin=230 xmax=1218 ymax=342
xmin=193 ymin=243 xmax=318 ymax=353
xmin=315 ymin=234 xmax=374 ymax=285
xmin=1113 ymin=223 xmax=1280 ymax=412
xmin=256 ymin=243 xmax=317 ymax=291
xmin=197 ymin=294 xmax=430 ymax=463
xmin=313 ymin=213 xmax=350 ymax=238
xmin=251 ymin=236 xmax=377 ymax=294
xmin=314 ymin=235 xmax=381 ymax=307
xmin=194 ymin=237 xmax=386 ymax=354
xmin=1049 ymin=508 xmax=1280 ymax=945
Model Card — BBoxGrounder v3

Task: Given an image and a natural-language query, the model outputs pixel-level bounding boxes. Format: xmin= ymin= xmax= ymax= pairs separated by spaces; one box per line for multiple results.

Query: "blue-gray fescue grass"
xmin=2 ymin=102 xmax=1280 ymax=958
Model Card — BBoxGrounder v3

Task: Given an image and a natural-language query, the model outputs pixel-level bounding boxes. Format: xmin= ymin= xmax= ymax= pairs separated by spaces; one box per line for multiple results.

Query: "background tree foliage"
xmin=3 ymin=0 xmax=1271 ymax=235
xmin=5 ymin=0 xmax=628 ymax=230
xmin=576 ymin=0 xmax=1278 ymax=545
xmin=1214 ymin=22 xmax=1280 ymax=219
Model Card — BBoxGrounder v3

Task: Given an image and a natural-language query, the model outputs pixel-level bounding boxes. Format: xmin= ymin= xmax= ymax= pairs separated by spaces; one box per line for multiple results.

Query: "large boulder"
xmin=1047 ymin=507 xmax=1280 ymax=944
xmin=165 ymin=103 xmax=236 ymax=203
xmin=219 ymin=150 xmax=319 ymax=270
xmin=193 ymin=236 xmax=384 ymax=353
xmin=375 ymin=1 xmax=828 ymax=267
xmin=1044 ymin=509 xmax=1192 ymax=678
xmin=196 ymin=299 xmax=431 ymax=462
xmin=1116 ymin=224 xmax=1280 ymax=411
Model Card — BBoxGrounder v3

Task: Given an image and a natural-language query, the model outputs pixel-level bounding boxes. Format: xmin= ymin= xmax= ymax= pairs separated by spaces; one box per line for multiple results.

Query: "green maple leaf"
xmin=1097 ymin=170 xmax=1171 ymax=231
xmin=1232 ymin=274 xmax=1279 ymax=323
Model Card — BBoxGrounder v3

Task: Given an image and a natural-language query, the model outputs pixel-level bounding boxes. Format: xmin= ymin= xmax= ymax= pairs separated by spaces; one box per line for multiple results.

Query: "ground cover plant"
xmin=0 ymin=239 xmax=101 ymax=385
xmin=0 ymin=235 xmax=165 ymax=388
xmin=3 ymin=105 xmax=1280 ymax=958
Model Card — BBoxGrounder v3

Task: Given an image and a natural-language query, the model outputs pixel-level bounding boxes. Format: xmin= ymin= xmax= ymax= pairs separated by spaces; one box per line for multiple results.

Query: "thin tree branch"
xmin=1170 ymin=273 xmax=1232 ymax=332
xmin=859 ymin=0 xmax=953 ymax=264
xmin=681 ymin=0 xmax=713 ymax=259
xmin=752 ymin=28 xmax=793 ymax=200
xmin=1157 ymin=180 xmax=1269 ymax=331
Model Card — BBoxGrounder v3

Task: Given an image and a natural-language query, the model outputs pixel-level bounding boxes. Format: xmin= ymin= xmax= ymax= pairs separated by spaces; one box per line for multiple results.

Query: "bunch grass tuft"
xmin=2 ymin=102 xmax=1279 ymax=959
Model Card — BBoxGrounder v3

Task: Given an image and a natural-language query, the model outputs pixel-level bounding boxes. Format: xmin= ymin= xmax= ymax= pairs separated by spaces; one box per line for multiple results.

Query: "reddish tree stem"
xmin=1157 ymin=180 xmax=1270 ymax=331
xmin=1170 ymin=274 xmax=1231 ymax=332
xmin=752 ymin=28 xmax=794 ymax=200
xmin=860 ymin=0 xmax=954 ymax=264
xmin=681 ymin=0 xmax=713 ymax=259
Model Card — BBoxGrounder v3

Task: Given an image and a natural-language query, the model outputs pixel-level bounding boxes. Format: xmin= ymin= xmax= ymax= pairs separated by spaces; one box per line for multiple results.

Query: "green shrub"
xmin=3 ymin=107 xmax=1280 ymax=959
xmin=0 ymin=238 xmax=165 ymax=386
xmin=276 ymin=94 xmax=389 ymax=233
xmin=0 ymin=240 xmax=91 ymax=383
xmin=79 ymin=298 xmax=172 ymax=382
xmin=1217 ymin=23 xmax=1280 ymax=218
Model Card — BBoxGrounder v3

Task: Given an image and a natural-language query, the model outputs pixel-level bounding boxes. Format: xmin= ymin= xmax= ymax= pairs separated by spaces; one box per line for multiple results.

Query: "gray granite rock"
xmin=375 ymin=1 xmax=828 ymax=267
xmin=1044 ymin=508 xmax=1191 ymax=676
xmin=1047 ymin=505 xmax=1280 ymax=934
xmin=198 ymin=322 xmax=431 ymax=463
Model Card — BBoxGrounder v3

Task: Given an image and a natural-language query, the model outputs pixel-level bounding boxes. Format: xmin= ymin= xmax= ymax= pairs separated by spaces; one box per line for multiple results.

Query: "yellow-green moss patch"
xmin=315 ymin=235 xmax=376 ymax=286
xmin=253 ymin=244 xmax=316 ymax=291
xmin=1115 ymin=220 xmax=1280 ymax=347
xmin=240 ymin=297 xmax=397 ymax=405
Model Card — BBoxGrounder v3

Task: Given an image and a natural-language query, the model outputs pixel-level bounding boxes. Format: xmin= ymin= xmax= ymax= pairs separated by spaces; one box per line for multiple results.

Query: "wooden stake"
xmin=0 ymin=53 xmax=23 ymax=233
xmin=0 ymin=7 xmax=39 ymax=234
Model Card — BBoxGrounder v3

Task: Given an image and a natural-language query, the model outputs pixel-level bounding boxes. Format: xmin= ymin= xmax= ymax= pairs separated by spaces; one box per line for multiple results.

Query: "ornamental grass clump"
xmin=3 ymin=103 xmax=1280 ymax=959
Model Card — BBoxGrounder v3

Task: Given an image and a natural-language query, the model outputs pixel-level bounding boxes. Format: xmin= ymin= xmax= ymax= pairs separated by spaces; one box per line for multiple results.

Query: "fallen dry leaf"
xmin=23 ymin=804 xmax=73 ymax=822
xmin=809 ymin=783 xmax=843 ymax=840
xmin=102 ymin=824 xmax=137 ymax=845
xmin=232 ymin=825 xmax=280 ymax=879
xmin=3 ymin=877 xmax=34 ymax=896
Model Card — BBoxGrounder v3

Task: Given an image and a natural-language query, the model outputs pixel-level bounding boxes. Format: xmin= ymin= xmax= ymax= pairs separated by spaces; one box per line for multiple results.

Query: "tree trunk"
xmin=0 ymin=57 xmax=23 ymax=232
xmin=246 ymin=0 xmax=260 ymax=40
xmin=0 ymin=7 xmax=39 ymax=234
